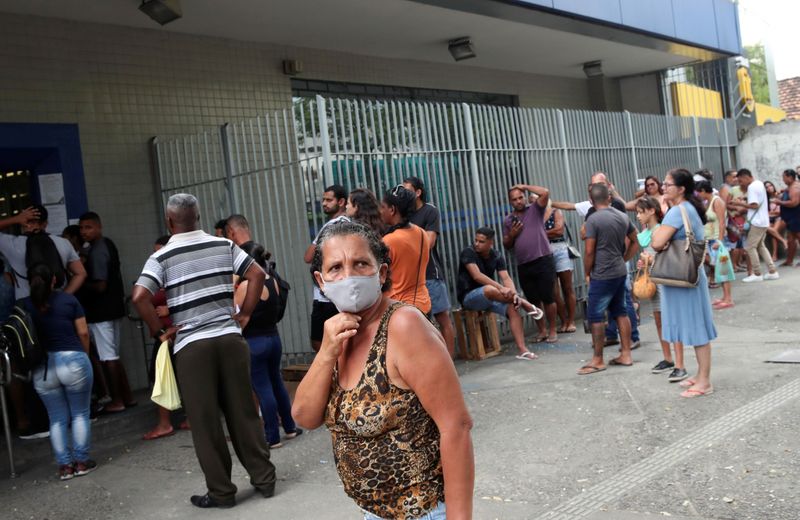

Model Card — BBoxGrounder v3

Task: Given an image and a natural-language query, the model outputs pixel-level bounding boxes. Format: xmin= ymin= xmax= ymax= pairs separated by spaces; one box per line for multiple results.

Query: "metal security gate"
xmin=154 ymin=96 xmax=737 ymax=360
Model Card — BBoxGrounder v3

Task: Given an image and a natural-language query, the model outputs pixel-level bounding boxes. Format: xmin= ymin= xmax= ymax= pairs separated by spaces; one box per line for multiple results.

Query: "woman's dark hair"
xmin=382 ymin=185 xmax=416 ymax=224
xmin=644 ymin=175 xmax=662 ymax=194
xmin=312 ymin=220 xmax=392 ymax=292
xmin=635 ymin=196 xmax=664 ymax=223
xmin=696 ymin=180 xmax=713 ymax=194
xmin=240 ymin=241 xmax=270 ymax=269
xmin=764 ymin=181 xmax=777 ymax=194
xmin=28 ymin=264 xmax=54 ymax=312
xmin=783 ymin=169 xmax=798 ymax=180
xmin=349 ymin=188 xmax=385 ymax=235
xmin=667 ymin=168 xmax=707 ymax=225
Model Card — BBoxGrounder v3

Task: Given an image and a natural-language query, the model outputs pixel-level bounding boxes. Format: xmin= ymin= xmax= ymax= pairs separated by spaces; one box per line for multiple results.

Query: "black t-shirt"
xmin=409 ymin=203 xmax=444 ymax=281
xmin=585 ymin=198 xmax=626 ymax=220
xmin=456 ymin=246 xmax=507 ymax=303
xmin=77 ymin=237 xmax=126 ymax=323
xmin=243 ymin=276 xmax=280 ymax=338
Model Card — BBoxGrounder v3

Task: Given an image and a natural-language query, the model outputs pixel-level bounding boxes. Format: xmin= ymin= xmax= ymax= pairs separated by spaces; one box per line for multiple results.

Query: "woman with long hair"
xmin=24 ymin=264 xmax=96 ymax=479
xmin=764 ymin=180 xmax=788 ymax=260
xmin=652 ymin=169 xmax=717 ymax=398
xmin=346 ymin=188 xmax=385 ymax=235
xmin=627 ymin=175 xmax=670 ymax=215
xmin=696 ymin=181 xmax=735 ymax=309
xmin=234 ymin=241 xmax=302 ymax=448
xmin=635 ymin=196 xmax=686 ymax=382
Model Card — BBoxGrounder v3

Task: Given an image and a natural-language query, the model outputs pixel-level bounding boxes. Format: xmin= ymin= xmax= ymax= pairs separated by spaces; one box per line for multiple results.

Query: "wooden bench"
xmin=282 ymin=364 xmax=310 ymax=401
xmin=452 ymin=309 xmax=502 ymax=360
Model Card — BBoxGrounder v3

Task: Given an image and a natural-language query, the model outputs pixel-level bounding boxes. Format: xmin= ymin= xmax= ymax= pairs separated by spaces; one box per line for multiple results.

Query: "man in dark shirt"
xmin=404 ymin=177 xmax=455 ymax=357
xmin=458 ymin=228 xmax=543 ymax=360
xmin=578 ymin=184 xmax=639 ymax=375
xmin=77 ymin=212 xmax=134 ymax=413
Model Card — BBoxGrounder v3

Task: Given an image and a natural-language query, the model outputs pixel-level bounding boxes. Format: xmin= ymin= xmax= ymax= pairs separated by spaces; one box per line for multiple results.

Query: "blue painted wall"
xmin=0 ymin=123 xmax=89 ymax=221
xmin=514 ymin=0 xmax=741 ymax=55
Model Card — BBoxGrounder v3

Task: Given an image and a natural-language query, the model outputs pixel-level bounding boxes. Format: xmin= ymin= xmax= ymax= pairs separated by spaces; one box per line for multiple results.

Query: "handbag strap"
xmin=412 ymin=226 xmax=424 ymax=306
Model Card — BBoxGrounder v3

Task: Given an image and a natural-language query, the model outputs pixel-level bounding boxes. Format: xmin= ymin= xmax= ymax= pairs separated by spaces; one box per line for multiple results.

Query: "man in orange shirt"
xmin=379 ymin=185 xmax=431 ymax=315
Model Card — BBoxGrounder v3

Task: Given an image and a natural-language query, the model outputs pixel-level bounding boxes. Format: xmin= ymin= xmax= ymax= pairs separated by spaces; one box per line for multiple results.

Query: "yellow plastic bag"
xmin=151 ymin=340 xmax=181 ymax=411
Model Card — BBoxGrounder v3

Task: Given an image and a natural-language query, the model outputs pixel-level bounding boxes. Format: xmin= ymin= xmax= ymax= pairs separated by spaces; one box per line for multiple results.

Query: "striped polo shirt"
xmin=135 ymin=230 xmax=255 ymax=353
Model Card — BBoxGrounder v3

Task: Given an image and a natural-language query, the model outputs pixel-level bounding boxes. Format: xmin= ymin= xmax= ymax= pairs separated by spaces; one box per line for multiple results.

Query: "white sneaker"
xmin=742 ymin=274 xmax=763 ymax=283
xmin=764 ymin=272 xmax=780 ymax=280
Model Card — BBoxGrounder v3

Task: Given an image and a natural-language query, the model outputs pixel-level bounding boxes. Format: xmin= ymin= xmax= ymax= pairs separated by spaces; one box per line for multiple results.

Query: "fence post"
xmin=721 ymin=118 xmax=731 ymax=170
xmin=556 ymin=110 xmax=576 ymax=203
xmin=316 ymin=95 xmax=335 ymax=187
xmin=220 ymin=123 xmax=239 ymax=213
xmin=148 ymin=137 xmax=167 ymax=231
xmin=624 ymin=111 xmax=639 ymax=178
xmin=462 ymin=103 xmax=485 ymax=225
xmin=693 ymin=116 xmax=703 ymax=168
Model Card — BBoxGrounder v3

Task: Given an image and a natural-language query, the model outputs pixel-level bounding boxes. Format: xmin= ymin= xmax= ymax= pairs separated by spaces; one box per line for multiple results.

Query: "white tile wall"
xmin=0 ymin=12 xmax=593 ymax=388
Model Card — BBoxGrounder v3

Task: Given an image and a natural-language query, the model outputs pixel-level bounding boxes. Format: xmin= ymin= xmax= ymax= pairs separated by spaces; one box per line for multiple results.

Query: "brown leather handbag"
xmin=649 ymin=204 xmax=707 ymax=288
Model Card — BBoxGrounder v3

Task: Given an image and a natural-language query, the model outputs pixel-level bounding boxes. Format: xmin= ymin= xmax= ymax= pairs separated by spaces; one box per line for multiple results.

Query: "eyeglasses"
xmin=390 ymin=184 xmax=406 ymax=197
xmin=662 ymin=182 xmax=676 ymax=188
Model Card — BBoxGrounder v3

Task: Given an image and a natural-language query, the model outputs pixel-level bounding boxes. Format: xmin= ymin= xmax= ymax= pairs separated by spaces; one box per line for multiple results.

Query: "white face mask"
xmin=321 ymin=272 xmax=382 ymax=313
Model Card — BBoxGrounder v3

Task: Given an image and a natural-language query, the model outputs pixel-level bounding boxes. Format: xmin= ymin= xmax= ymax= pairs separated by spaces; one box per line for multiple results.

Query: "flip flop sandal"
xmin=678 ymin=378 xmax=696 ymax=388
xmin=680 ymin=387 xmax=714 ymax=398
xmin=532 ymin=335 xmax=548 ymax=343
xmin=561 ymin=326 xmax=577 ymax=333
xmin=609 ymin=358 xmax=633 ymax=366
xmin=577 ymin=364 xmax=606 ymax=375
xmin=515 ymin=351 xmax=538 ymax=361
xmin=545 ymin=335 xmax=558 ymax=343
xmin=713 ymin=301 xmax=735 ymax=309
xmin=142 ymin=429 xmax=175 ymax=441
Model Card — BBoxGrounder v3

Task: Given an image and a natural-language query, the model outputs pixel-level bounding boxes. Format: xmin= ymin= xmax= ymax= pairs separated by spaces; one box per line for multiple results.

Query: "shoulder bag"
xmin=649 ymin=204 xmax=706 ymax=288
xmin=632 ymin=255 xmax=657 ymax=299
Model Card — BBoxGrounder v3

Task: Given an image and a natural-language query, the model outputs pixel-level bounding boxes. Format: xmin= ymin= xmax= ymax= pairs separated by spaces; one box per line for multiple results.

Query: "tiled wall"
xmin=0 ymin=12 xmax=594 ymax=387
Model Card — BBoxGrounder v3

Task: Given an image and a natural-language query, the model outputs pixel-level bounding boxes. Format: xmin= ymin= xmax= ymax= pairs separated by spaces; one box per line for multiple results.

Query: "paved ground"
xmin=1 ymin=265 xmax=799 ymax=519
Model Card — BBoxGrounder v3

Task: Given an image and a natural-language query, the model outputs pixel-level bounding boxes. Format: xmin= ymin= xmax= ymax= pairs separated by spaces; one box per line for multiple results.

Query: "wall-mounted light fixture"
xmin=448 ymin=37 xmax=476 ymax=62
xmin=283 ymin=60 xmax=304 ymax=76
xmin=582 ymin=60 xmax=603 ymax=78
xmin=139 ymin=0 xmax=182 ymax=26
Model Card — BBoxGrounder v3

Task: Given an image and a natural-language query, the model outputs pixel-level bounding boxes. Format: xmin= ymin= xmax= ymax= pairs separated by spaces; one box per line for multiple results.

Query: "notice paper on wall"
xmin=45 ymin=204 xmax=68 ymax=234
xmin=38 ymin=173 xmax=65 ymax=205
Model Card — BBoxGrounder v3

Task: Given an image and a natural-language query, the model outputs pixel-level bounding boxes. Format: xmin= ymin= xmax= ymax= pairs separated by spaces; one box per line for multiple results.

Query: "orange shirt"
xmin=383 ymin=224 xmax=431 ymax=314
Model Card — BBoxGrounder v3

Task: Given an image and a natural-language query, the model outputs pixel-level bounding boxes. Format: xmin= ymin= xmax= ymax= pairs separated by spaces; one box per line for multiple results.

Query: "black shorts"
xmin=310 ymin=300 xmax=339 ymax=342
xmin=517 ymin=254 xmax=557 ymax=305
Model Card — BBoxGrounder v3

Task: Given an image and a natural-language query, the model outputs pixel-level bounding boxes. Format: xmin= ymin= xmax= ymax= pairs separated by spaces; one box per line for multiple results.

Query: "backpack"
xmin=1 ymin=304 xmax=46 ymax=377
xmin=267 ymin=262 xmax=290 ymax=323
xmin=24 ymin=233 xmax=67 ymax=288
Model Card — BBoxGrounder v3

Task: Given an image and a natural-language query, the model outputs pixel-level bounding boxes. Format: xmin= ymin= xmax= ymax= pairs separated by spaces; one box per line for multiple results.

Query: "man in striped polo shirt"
xmin=132 ymin=193 xmax=276 ymax=509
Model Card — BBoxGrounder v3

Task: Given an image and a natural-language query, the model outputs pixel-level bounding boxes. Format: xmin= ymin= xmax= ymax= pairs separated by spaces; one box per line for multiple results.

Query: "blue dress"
xmin=660 ymin=202 xmax=718 ymax=346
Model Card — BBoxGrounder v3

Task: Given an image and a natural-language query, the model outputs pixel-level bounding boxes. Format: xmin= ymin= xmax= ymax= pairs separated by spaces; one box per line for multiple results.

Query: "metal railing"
xmin=154 ymin=96 xmax=737 ymax=359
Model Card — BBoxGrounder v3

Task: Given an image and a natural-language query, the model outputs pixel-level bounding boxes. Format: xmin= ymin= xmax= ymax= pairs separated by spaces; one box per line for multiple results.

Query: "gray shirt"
xmin=584 ymin=207 xmax=635 ymax=280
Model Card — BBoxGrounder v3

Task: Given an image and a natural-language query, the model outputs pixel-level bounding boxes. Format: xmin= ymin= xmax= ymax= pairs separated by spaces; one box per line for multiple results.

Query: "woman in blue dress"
xmin=652 ymin=168 xmax=717 ymax=398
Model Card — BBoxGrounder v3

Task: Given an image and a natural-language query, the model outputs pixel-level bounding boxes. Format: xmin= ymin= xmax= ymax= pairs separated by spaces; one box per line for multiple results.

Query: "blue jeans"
xmin=246 ymin=334 xmax=296 ymax=445
xmin=32 ymin=351 xmax=93 ymax=466
xmin=604 ymin=274 xmax=639 ymax=341
xmin=462 ymin=286 xmax=508 ymax=317
xmin=363 ymin=501 xmax=446 ymax=520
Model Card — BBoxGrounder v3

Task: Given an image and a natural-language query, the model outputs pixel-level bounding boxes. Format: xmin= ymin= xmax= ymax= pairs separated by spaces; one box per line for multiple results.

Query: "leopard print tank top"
xmin=324 ymin=302 xmax=444 ymax=519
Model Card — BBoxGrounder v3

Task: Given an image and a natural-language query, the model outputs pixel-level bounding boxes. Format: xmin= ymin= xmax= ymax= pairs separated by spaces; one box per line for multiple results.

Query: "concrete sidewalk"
xmin=1 ymin=265 xmax=799 ymax=519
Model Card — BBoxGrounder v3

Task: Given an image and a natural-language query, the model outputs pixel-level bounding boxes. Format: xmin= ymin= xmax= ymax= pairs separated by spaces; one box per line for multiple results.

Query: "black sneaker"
xmin=651 ymin=360 xmax=675 ymax=374
xmin=74 ymin=459 xmax=97 ymax=476
xmin=668 ymin=368 xmax=689 ymax=382
xmin=18 ymin=427 xmax=50 ymax=440
xmin=190 ymin=494 xmax=236 ymax=509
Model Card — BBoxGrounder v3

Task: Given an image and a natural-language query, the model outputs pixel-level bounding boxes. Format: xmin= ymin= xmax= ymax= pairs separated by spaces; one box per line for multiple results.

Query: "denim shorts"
xmin=462 ymin=287 xmax=508 ymax=317
xmin=363 ymin=501 xmax=446 ymax=520
xmin=426 ymin=279 xmax=451 ymax=315
xmin=586 ymin=275 xmax=627 ymax=324
xmin=550 ymin=242 xmax=574 ymax=273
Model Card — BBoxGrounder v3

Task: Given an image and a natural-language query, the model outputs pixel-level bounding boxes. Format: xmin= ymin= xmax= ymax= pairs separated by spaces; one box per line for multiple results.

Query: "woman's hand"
xmin=155 ymin=305 xmax=169 ymax=318
xmin=319 ymin=312 xmax=361 ymax=363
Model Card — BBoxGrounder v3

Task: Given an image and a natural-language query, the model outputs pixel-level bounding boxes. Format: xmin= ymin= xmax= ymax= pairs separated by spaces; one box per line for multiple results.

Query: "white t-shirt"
xmin=575 ymin=200 xmax=592 ymax=218
xmin=311 ymin=215 xmax=351 ymax=302
xmin=0 ymin=233 xmax=80 ymax=299
xmin=746 ymin=180 xmax=769 ymax=228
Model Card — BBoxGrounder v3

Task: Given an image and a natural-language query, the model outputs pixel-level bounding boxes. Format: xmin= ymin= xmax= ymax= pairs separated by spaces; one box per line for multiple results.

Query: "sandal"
xmin=713 ymin=301 xmax=734 ymax=309
xmin=545 ymin=335 xmax=558 ymax=344
xmin=577 ymin=364 xmax=606 ymax=375
xmin=678 ymin=378 xmax=697 ymax=388
xmin=515 ymin=351 xmax=538 ymax=361
xmin=559 ymin=325 xmax=577 ymax=334
xmin=142 ymin=427 xmax=175 ymax=441
xmin=680 ymin=387 xmax=714 ymax=398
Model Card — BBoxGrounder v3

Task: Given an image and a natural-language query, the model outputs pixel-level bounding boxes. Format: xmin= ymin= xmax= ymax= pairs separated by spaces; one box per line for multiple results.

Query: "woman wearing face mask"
xmin=293 ymin=220 xmax=474 ymax=520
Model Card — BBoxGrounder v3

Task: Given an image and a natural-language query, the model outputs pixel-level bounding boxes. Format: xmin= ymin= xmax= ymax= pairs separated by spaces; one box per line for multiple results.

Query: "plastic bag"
xmin=151 ymin=340 xmax=181 ymax=411
xmin=714 ymin=242 xmax=736 ymax=284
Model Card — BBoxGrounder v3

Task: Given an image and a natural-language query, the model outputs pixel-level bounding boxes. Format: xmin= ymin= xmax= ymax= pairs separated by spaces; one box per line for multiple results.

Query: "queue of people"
xmin=3 ymin=162 xmax=798 ymax=519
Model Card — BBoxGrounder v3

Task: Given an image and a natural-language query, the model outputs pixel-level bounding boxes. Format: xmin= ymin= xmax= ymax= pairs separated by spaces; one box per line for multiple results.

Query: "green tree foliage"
xmin=743 ymin=43 xmax=770 ymax=104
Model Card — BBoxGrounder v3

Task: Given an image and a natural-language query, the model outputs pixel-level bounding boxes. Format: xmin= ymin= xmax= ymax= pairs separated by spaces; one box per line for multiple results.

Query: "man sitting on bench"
xmin=456 ymin=227 xmax=543 ymax=361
